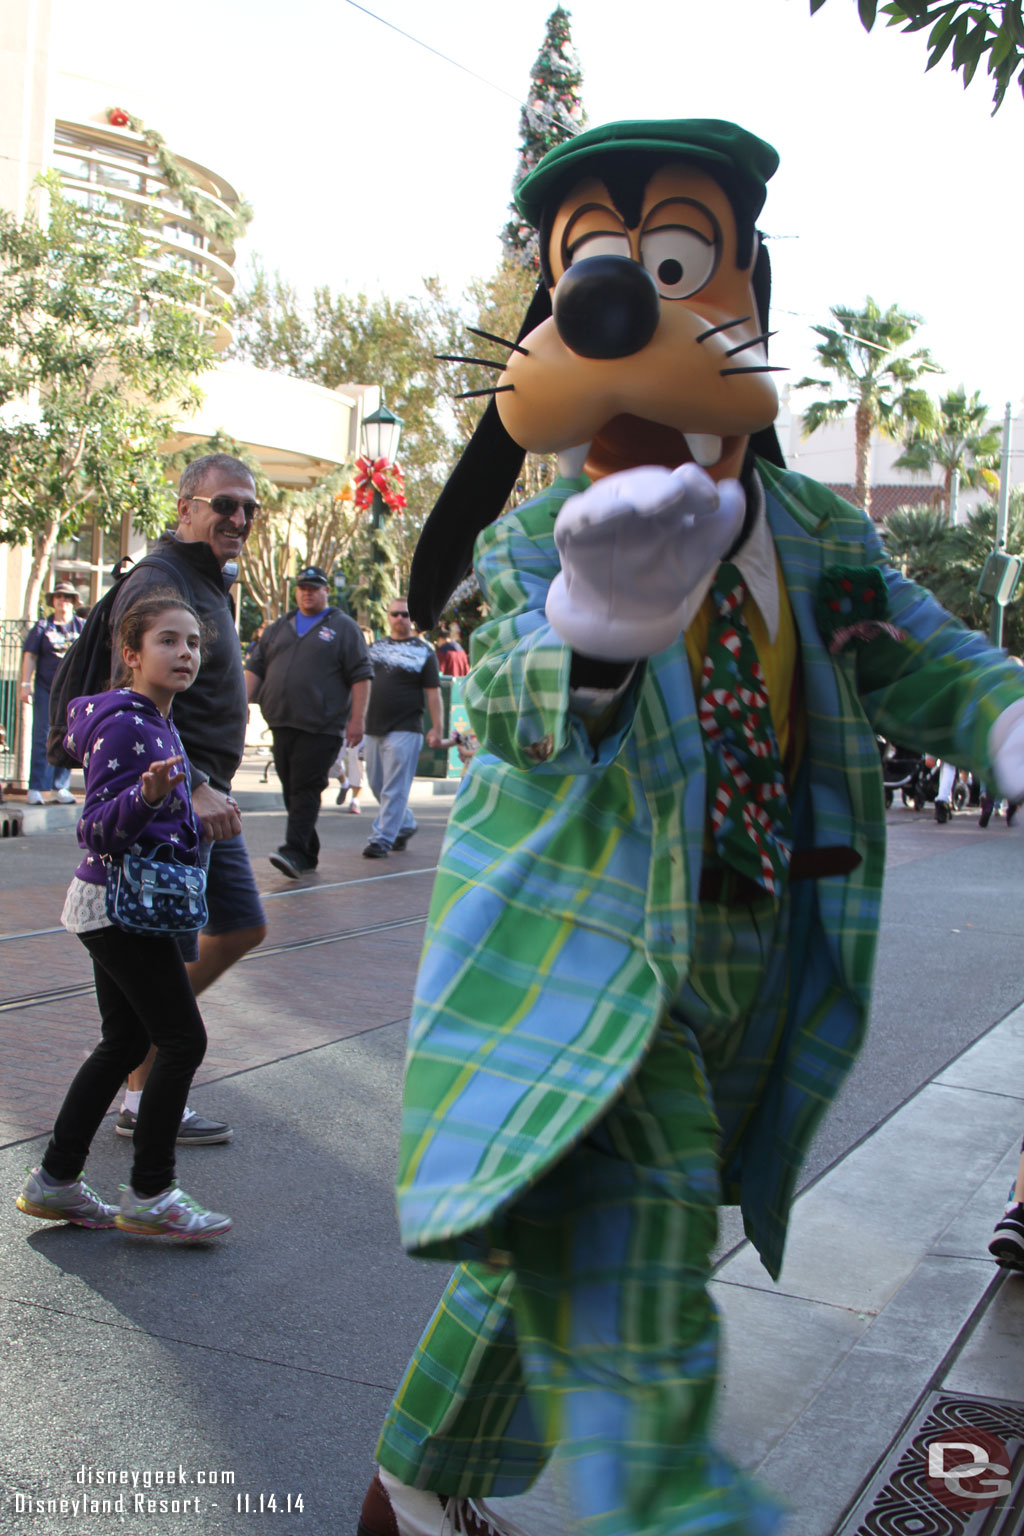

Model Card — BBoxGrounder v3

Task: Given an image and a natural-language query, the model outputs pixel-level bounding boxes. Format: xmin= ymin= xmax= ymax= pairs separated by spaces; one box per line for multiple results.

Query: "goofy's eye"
xmin=639 ymin=227 xmax=717 ymax=299
xmin=567 ymin=230 xmax=631 ymax=265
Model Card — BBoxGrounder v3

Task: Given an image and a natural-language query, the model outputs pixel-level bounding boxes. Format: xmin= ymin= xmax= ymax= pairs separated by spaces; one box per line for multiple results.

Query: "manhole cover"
xmin=841 ymin=1393 xmax=1024 ymax=1533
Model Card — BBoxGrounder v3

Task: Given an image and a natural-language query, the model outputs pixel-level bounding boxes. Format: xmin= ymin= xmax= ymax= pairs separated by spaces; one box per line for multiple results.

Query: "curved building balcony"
xmin=165 ymin=362 xmax=370 ymax=491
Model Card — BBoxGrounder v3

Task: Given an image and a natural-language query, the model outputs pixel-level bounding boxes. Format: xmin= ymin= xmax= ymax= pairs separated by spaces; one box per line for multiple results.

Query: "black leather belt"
xmin=698 ymin=867 xmax=765 ymax=906
xmin=699 ymin=846 xmax=862 ymax=907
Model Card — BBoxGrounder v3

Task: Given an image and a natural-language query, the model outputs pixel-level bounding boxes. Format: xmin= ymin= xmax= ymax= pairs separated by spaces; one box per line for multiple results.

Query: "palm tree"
xmin=894 ymin=385 xmax=1001 ymax=520
xmin=794 ymin=297 xmax=939 ymax=517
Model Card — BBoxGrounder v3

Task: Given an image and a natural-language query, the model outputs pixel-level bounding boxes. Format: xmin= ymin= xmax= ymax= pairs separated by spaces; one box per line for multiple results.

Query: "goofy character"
xmin=356 ymin=120 xmax=1024 ymax=1536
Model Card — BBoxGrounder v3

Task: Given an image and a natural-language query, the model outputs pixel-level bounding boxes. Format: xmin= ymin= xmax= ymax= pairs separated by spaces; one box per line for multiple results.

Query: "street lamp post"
xmin=981 ymin=403 xmax=1022 ymax=649
xmin=356 ymin=402 xmax=405 ymax=631
xmin=360 ymin=403 xmax=404 ymax=530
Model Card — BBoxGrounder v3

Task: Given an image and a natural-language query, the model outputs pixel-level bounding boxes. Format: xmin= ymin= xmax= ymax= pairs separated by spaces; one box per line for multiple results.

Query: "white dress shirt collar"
xmin=679 ymin=473 xmax=779 ymax=643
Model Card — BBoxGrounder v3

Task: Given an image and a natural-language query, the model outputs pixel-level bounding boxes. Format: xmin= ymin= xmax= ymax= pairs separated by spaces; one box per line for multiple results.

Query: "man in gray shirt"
xmin=246 ymin=566 xmax=372 ymax=879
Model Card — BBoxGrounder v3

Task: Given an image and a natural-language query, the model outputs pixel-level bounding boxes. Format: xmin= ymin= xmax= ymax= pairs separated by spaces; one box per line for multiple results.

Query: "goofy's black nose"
xmin=552 ymin=255 xmax=660 ymax=360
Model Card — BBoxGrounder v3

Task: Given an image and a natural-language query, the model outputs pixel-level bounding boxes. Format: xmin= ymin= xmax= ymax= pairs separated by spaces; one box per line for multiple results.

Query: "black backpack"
xmin=46 ymin=552 xmax=196 ymax=769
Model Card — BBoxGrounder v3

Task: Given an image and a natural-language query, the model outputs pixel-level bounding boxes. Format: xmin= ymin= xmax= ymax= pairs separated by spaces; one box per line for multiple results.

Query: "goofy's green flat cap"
xmin=514 ymin=118 xmax=779 ymax=227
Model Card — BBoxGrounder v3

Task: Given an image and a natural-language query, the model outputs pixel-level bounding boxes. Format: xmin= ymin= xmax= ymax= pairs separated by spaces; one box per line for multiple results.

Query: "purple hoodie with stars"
xmin=64 ymin=689 xmax=202 ymax=885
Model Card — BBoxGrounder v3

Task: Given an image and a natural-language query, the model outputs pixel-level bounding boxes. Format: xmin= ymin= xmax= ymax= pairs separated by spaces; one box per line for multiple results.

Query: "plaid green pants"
xmin=378 ymin=896 xmax=790 ymax=1536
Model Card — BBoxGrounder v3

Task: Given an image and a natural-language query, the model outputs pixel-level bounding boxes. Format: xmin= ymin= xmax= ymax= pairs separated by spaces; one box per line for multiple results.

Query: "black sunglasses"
xmin=389 ymin=609 xmax=409 ymax=617
xmin=191 ymin=494 xmax=261 ymax=520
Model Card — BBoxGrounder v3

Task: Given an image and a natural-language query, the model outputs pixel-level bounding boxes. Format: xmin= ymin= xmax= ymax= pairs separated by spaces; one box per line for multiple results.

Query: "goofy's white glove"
xmin=991 ymin=699 xmax=1024 ymax=802
xmin=545 ymin=463 xmax=746 ymax=662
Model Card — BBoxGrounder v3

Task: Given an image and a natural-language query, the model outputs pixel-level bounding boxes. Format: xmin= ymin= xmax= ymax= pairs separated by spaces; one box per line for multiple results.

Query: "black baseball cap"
xmin=295 ymin=566 xmax=329 ymax=587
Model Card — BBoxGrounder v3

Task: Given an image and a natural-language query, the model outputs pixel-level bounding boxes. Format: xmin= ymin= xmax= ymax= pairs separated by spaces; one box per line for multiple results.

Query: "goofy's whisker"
xmin=719 ymin=365 xmax=788 ymax=376
xmin=467 ymin=326 xmax=530 ymax=356
xmin=436 ymin=355 xmax=507 ymax=371
xmin=695 ymin=317 xmax=751 ymax=343
xmin=724 ymin=332 xmax=776 ymax=357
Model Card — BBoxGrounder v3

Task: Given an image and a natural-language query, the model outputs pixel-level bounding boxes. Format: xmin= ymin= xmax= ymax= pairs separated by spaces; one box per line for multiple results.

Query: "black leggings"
xmin=42 ymin=926 xmax=207 ymax=1197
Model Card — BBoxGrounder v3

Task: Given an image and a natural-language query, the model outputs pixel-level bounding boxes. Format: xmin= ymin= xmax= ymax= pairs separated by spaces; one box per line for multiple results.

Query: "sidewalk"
xmin=0 ymin=745 xmax=458 ymax=838
xmin=0 ymin=779 xmax=1021 ymax=1534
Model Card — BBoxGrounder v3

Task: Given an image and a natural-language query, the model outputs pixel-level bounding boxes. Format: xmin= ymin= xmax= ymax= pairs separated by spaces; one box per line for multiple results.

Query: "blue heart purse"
xmin=104 ymin=844 xmax=208 ymax=936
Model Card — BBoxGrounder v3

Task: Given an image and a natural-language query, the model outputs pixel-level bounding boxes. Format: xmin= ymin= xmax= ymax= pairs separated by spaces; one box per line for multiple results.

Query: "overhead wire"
xmin=342 ymin=0 xmax=580 ymax=141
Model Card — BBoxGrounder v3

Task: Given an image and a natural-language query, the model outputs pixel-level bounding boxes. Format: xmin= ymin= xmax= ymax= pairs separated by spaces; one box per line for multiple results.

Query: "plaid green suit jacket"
xmin=397 ymin=464 xmax=1024 ymax=1278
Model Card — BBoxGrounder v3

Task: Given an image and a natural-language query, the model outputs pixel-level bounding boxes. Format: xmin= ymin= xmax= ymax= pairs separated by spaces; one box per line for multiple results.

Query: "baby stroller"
xmin=877 ymin=740 xmax=968 ymax=813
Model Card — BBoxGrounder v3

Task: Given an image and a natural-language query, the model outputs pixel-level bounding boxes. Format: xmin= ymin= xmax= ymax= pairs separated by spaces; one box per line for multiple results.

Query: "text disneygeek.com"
xmin=9 ymin=1463 xmax=277 ymax=1520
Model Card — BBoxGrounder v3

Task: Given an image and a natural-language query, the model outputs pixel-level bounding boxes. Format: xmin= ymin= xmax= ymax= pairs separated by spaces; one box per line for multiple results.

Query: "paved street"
xmin=1 ymin=768 xmax=1022 ymax=1535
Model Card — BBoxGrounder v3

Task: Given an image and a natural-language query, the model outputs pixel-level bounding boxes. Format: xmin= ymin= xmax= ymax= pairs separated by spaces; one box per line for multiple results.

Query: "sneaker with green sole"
xmin=115 ymin=1185 xmax=232 ymax=1240
xmin=16 ymin=1167 xmax=118 ymax=1228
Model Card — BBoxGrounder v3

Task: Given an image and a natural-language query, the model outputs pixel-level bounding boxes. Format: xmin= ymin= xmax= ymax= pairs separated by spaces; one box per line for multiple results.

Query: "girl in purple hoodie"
xmin=16 ymin=593 xmax=232 ymax=1241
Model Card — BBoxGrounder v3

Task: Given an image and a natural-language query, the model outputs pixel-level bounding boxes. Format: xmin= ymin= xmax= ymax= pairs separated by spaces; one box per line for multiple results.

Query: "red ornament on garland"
xmin=108 ymin=107 xmax=130 ymax=128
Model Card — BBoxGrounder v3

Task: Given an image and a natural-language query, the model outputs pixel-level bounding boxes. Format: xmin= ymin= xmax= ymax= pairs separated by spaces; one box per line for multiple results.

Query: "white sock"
xmin=122 ymin=1090 xmax=142 ymax=1114
xmin=378 ymin=1468 xmax=446 ymax=1529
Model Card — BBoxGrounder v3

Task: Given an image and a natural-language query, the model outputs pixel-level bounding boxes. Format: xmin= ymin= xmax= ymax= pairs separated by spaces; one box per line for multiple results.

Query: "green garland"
xmin=118 ymin=112 xmax=252 ymax=246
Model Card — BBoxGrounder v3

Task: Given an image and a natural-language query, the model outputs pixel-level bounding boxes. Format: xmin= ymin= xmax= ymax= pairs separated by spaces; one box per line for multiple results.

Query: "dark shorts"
xmin=175 ymin=832 xmax=265 ymax=962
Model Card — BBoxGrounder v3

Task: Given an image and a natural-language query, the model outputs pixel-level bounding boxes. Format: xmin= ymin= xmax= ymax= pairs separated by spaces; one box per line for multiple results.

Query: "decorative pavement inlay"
xmin=842 ymin=1391 xmax=1024 ymax=1534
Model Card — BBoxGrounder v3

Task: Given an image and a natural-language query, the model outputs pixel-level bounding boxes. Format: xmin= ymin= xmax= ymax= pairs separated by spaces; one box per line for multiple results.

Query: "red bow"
xmin=108 ymin=107 xmax=130 ymax=127
xmin=354 ymin=456 xmax=406 ymax=514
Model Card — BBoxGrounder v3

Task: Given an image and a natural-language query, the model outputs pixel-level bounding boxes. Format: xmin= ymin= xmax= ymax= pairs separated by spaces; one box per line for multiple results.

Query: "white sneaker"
xmin=51 ymin=788 xmax=77 ymax=804
xmin=26 ymin=790 xmax=44 ymax=805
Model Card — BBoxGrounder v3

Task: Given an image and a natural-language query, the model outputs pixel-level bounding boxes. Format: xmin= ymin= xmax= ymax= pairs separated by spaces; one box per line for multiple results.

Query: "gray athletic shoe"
xmin=115 ymin=1185 xmax=232 ymax=1240
xmin=16 ymin=1167 xmax=118 ymax=1228
xmin=115 ymin=1106 xmax=233 ymax=1145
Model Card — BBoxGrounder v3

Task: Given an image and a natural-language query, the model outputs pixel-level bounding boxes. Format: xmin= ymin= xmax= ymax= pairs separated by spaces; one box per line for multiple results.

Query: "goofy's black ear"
xmin=748 ymin=234 xmax=785 ymax=471
xmin=409 ymin=281 xmax=553 ymax=630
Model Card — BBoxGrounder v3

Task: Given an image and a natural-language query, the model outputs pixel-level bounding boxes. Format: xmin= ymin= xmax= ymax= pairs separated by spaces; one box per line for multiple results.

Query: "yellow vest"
xmin=684 ymin=551 xmax=806 ymax=779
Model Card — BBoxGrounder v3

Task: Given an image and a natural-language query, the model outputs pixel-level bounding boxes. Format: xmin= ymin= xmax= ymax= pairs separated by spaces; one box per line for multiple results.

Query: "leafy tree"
xmin=809 ymin=1 xmax=1024 ymax=111
xmin=230 ymin=267 xmax=461 ymax=527
xmin=794 ymin=297 xmax=939 ymax=517
xmin=894 ymin=385 xmax=1001 ymax=517
xmin=0 ymin=180 xmax=218 ymax=617
xmin=501 ymin=6 xmax=587 ymax=269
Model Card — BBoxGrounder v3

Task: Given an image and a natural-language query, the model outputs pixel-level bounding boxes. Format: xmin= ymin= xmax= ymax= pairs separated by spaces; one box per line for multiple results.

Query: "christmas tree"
xmin=501 ymin=7 xmax=586 ymax=269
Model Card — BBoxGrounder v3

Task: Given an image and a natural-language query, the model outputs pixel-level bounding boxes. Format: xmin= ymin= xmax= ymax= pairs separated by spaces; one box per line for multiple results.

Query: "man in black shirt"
xmin=362 ymin=598 xmax=442 ymax=859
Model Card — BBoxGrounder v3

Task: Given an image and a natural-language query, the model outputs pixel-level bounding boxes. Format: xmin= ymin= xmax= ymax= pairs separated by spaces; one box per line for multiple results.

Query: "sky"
xmin=54 ymin=0 xmax=1023 ymax=427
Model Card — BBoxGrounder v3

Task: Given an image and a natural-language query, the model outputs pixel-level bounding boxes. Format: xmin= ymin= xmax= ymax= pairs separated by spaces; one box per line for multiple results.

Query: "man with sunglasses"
xmin=107 ymin=453 xmax=268 ymax=1146
xmin=362 ymin=599 xmax=443 ymax=859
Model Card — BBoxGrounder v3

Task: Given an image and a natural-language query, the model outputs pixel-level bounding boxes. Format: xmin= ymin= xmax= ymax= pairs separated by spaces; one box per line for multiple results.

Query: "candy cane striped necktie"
xmin=697 ymin=561 xmax=792 ymax=896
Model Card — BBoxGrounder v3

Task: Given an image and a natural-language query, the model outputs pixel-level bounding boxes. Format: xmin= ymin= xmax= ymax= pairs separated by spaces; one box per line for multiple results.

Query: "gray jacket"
xmin=246 ymin=608 xmax=372 ymax=735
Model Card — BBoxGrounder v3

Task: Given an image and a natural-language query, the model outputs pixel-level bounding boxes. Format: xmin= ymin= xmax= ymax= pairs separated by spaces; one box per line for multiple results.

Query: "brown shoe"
xmin=357 ymin=1471 xmax=529 ymax=1536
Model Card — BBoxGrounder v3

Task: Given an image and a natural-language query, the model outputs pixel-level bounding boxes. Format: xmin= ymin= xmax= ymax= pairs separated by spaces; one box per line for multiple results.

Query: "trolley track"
xmin=0 ymin=868 xmax=436 ymax=1014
